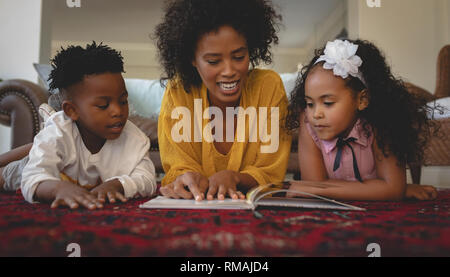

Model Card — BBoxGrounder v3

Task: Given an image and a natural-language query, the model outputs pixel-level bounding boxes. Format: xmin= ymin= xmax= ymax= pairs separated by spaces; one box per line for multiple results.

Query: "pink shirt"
xmin=306 ymin=119 xmax=377 ymax=181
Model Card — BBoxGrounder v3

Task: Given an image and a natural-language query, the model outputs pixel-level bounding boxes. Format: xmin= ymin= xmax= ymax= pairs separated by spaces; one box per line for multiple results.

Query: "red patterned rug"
xmin=1 ymin=189 xmax=449 ymax=257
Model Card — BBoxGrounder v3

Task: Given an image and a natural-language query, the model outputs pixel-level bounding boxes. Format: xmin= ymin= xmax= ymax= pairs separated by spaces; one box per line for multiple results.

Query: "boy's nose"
xmin=110 ymin=103 xmax=124 ymax=117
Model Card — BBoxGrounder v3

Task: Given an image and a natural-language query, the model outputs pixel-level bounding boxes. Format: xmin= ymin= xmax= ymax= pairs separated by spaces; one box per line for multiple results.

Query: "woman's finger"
xmin=173 ymin=179 xmax=193 ymax=199
xmin=227 ymin=187 xmax=238 ymax=200
xmin=185 ymin=176 xmax=204 ymax=201
xmin=236 ymin=191 xmax=246 ymax=200
xmin=187 ymin=183 xmax=203 ymax=201
xmin=160 ymin=185 xmax=180 ymax=199
xmin=207 ymin=182 xmax=219 ymax=200
xmin=198 ymin=177 xmax=209 ymax=194
xmin=217 ymin=184 xmax=227 ymax=200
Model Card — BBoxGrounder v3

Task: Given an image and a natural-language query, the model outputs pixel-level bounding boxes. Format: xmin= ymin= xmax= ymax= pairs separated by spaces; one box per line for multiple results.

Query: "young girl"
xmin=286 ymin=39 xmax=438 ymax=201
xmin=155 ymin=0 xmax=291 ymax=201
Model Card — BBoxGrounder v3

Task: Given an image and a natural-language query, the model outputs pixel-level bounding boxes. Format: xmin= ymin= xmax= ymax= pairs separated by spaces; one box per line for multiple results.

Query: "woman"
xmin=155 ymin=0 xmax=291 ymax=200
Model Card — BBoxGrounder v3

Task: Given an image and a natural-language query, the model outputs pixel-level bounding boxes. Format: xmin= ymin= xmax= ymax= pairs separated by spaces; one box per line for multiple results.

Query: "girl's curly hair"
xmin=286 ymin=39 xmax=438 ymax=165
xmin=154 ymin=0 xmax=282 ymax=92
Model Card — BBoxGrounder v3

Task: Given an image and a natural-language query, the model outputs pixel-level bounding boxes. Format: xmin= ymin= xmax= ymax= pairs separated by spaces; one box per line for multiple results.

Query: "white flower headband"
xmin=315 ymin=39 xmax=366 ymax=86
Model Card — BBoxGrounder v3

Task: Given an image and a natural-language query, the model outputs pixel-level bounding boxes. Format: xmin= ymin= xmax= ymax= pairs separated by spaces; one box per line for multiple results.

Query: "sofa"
xmin=403 ymin=45 xmax=450 ymax=184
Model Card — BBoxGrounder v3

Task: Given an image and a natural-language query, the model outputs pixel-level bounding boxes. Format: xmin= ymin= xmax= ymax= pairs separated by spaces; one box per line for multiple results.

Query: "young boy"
xmin=0 ymin=42 xmax=157 ymax=209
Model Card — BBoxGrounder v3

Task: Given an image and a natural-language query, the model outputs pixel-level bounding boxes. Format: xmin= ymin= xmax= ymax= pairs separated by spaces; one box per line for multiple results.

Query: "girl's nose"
xmin=313 ymin=107 xmax=324 ymax=119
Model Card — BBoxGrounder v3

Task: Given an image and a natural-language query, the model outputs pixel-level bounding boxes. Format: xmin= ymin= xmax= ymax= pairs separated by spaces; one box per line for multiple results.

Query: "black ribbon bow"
xmin=333 ymin=137 xmax=363 ymax=182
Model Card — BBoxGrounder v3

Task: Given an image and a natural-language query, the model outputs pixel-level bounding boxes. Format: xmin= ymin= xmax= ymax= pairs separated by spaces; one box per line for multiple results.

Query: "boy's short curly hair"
xmin=154 ymin=0 xmax=282 ymax=92
xmin=48 ymin=41 xmax=124 ymax=92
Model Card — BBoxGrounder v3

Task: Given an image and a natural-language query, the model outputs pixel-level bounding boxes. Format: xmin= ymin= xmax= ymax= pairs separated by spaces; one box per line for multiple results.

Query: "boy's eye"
xmin=96 ymin=104 xmax=108 ymax=110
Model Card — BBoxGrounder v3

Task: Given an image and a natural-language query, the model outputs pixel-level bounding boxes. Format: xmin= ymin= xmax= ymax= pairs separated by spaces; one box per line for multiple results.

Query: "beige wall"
xmin=348 ymin=0 xmax=450 ymax=94
xmin=0 ymin=0 xmax=43 ymax=82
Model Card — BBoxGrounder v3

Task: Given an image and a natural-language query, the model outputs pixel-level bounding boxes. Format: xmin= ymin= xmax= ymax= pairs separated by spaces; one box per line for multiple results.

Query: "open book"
xmin=139 ymin=182 xmax=365 ymax=211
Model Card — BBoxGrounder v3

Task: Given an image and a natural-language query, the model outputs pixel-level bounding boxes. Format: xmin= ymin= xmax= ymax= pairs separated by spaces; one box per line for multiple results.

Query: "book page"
xmin=249 ymin=182 xmax=365 ymax=211
xmin=139 ymin=196 xmax=253 ymax=210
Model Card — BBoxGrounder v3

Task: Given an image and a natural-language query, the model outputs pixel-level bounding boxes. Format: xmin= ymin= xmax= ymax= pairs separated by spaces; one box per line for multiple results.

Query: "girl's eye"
xmin=306 ymin=103 xmax=313 ymax=108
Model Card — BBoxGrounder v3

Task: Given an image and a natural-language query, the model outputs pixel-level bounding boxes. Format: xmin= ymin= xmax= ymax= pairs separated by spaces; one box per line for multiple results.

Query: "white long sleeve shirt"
xmin=21 ymin=111 xmax=157 ymax=203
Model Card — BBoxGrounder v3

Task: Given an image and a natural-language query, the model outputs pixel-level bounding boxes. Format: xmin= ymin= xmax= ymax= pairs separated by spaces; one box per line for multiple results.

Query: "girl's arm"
xmin=292 ymin=116 xmax=406 ymax=201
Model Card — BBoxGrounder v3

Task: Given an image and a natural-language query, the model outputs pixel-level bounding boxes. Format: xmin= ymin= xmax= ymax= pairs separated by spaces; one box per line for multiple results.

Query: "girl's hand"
xmin=90 ymin=179 xmax=127 ymax=204
xmin=207 ymin=170 xmax=245 ymax=200
xmin=51 ymin=181 xmax=104 ymax=210
xmin=161 ymin=172 xmax=209 ymax=200
xmin=405 ymin=183 xmax=438 ymax=201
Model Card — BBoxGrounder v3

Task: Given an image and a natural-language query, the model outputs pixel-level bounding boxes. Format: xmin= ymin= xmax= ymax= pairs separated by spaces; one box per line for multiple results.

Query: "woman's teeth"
xmin=219 ymin=81 xmax=238 ymax=91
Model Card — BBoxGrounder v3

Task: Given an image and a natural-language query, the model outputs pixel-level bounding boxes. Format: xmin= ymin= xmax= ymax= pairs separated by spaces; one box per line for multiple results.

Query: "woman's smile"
xmin=217 ymin=80 xmax=240 ymax=95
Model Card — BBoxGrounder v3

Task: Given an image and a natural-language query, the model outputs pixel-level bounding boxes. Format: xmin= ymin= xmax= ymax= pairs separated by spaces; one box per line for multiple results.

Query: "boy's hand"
xmin=207 ymin=170 xmax=245 ymax=200
xmin=50 ymin=181 xmax=104 ymax=210
xmin=405 ymin=183 xmax=438 ymax=201
xmin=90 ymin=179 xmax=127 ymax=204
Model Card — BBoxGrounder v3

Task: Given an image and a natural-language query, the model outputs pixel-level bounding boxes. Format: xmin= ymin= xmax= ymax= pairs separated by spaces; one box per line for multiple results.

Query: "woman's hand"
xmin=207 ymin=170 xmax=245 ymax=200
xmin=90 ymin=179 xmax=127 ymax=204
xmin=160 ymin=172 xmax=209 ymax=200
xmin=405 ymin=183 xmax=438 ymax=201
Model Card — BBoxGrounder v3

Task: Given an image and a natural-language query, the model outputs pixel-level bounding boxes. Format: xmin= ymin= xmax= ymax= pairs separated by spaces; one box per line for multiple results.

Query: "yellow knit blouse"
xmin=158 ymin=69 xmax=292 ymax=186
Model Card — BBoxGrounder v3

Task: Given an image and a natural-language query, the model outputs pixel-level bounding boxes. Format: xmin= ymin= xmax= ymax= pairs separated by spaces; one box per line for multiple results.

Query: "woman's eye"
xmin=306 ymin=103 xmax=313 ymax=108
xmin=207 ymin=60 xmax=219 ymax=65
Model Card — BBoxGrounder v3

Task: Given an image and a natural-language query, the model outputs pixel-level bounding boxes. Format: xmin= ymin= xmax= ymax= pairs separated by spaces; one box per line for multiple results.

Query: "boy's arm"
xmin=102 ymin=131 xmax=157 ymax=199
xmin=20 ymin=130 xmax=64 ymax=203
xmin=111 ymin=153 xmax=157 ymax=199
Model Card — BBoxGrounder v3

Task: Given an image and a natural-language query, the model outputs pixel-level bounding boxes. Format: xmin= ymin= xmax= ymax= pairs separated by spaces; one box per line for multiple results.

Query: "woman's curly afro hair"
xmin=48 ymin=41 xmax=124 ymax=92
xmin=286 ymin=39 xmax=438 ymax=165
xmin=154 ymin=0 xmax=282 ymax=92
